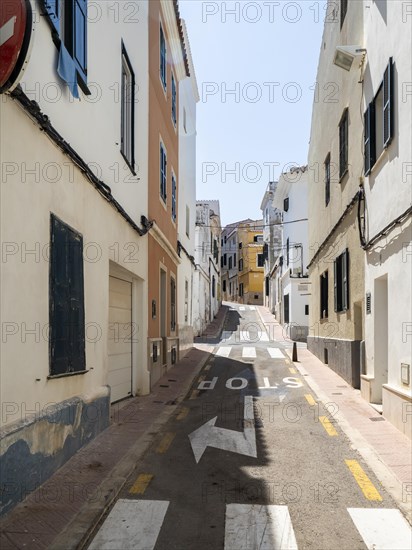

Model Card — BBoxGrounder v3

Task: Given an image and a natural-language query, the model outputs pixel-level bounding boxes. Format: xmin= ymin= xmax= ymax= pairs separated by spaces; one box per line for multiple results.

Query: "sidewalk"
xmin=257 ymin=305 xmax=412 ymax=523
xmin=0 ymin=318 xmax=224 ymax=549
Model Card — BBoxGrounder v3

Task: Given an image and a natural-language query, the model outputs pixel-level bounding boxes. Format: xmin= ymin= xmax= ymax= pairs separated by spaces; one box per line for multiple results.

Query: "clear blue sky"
xmin=179 ymin=0 xmax=326 ymax=226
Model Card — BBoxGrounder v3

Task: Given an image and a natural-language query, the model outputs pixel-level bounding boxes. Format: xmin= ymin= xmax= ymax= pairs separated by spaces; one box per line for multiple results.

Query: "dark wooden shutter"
xmin=50 ymin=217 xmax=70 ymax=375
xmin=68 ymin=232 xmax=86 ymax=371
xmin=73 ymin=0 xmax=87 ymax=82
xmin=333 ymin=259 xmax=338 ymax=312
xmin=364 ymin=103 xmax=376 ymax=175
xmin=43 ymin=0 xmax=60 ymax=33
xmin=342 ymin=249 xmax=349 ymax=311
xmin=50 ymin=216 xmax=85 ymax=376
xmin=339 ymin=110 xmax=348 ymax=179
xmin=383 ymin=57 xmax=394 ymax=148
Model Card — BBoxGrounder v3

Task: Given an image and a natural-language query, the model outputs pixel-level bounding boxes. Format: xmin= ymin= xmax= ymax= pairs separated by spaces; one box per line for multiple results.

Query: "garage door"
xmin=108 ymin=276 xmax=132 ymax=403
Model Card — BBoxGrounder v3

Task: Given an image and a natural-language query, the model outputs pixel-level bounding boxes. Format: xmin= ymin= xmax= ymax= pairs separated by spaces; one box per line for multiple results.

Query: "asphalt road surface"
xmin=87 ymin=304 xmax=412 ymax=550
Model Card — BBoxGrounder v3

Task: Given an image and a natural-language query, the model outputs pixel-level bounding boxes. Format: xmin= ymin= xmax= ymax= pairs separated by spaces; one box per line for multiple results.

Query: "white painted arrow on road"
xmin=189 ymin=395 xmax=257 ymax=463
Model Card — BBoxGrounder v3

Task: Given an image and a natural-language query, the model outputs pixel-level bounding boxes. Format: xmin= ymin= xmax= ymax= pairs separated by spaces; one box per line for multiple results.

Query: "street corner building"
xmin=306 ymin=0 xmax=411 ymax=436
xmin=0 ymin=0 xmax=198 ymax=515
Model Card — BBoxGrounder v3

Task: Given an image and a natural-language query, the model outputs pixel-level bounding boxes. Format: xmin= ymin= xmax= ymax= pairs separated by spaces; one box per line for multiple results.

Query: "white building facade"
xmin=360 ymin=1 xmax=412 ymax=436
xmin=261 ymin=182 xmax=282 ymax=312
xmin=272 ymin=167 xmax=310 ymax=341
xmin=0 ymin=0 xmax=196 ymax=515
xmin=177 ymin=21 xmax=199 ymax=357
xmin=193 ymin=201 xmax=221 ymax=335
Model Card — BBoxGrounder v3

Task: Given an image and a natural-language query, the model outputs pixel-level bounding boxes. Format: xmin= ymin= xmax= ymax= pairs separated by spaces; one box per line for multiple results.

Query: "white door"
xmin=108 ymin=276 xmax=132 ymax=403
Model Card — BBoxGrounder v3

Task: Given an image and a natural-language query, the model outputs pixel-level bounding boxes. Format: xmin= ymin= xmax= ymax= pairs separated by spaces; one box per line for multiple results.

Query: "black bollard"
xmin=292 ymin=341 xmax=298 ymax=362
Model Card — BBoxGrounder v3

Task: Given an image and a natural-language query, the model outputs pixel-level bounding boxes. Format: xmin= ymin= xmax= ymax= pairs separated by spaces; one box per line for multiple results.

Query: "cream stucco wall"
xmin=307 ymin=0 xmax=365 ymax=343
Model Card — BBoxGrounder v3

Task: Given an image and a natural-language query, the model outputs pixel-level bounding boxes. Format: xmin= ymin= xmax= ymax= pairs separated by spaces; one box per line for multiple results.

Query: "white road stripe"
xmin=348 ymin=508 xmax=412 ymax=550
xmin=239 ymin=306 xmax=246 ymax=311
xmin=249 ymin=306 xmax=256 ymax=310
xmin=88 ymin=499 xmax=169 ymax=550
xmin=216 ymin=346 xmax=232 ymax=357
xmin=239 ymin=330 xmax=249 ymax=341
xmin=268 ymin=348 xmax=285 ymax=359
xmin=242 ymin=347 xmax=256 ymax=358
xmin=224 ymin=504 xmax=298 ymax=550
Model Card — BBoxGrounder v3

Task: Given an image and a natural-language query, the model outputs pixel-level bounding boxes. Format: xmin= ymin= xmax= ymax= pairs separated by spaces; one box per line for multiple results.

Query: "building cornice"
xmin=161 ymin=0 xmax=188 ymax=81
xmin=151 ymin=222 xmax=182 ymax=264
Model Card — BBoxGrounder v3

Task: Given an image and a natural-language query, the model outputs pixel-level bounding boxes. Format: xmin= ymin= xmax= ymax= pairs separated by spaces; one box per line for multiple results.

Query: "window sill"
xmin=120 ymin=151 xmax=137 ymax=176
xmin=339 ymin=168 xmax=348 ymax=183
xmin=48 ymin=369 xmax=89 ymax=380
xmin=368 ymin=147 xmax=390 ymax=177
xmin=160 ymin=195 xmax=167 ymax=211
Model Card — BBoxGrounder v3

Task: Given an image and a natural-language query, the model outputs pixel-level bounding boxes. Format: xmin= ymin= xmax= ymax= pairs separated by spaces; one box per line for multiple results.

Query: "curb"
xmin=49 ymin=348 xmax=213 ymax=550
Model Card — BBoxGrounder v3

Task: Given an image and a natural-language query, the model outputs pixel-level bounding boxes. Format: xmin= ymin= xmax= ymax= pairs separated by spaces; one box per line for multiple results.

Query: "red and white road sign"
xmin=0 ymin=0 xmax=33 ymax=92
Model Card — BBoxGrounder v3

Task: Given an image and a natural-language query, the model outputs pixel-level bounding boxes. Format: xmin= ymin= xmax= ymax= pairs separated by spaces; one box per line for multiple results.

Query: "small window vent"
xmin=366 ymin=292 xmax=371 ymax=314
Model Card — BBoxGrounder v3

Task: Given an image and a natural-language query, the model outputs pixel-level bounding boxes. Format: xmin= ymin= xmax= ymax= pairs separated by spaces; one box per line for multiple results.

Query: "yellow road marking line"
xmin=289 ymin=367 xmax=296 ymax=374
xmin=319 ymin=416 xmax=338 ymax=436
xmin=156 ymin=432 xmax=175 ymax=454
xmin=305 ymin=394 xmax=316 ymax=406
xmin=129 ymin=473 xmax=153 ymax=495
xmin=189 ymin=389 xmax=199 ymax=400
xmin=345 ymin=459 xmax=383 ymax=501
xmin=176 ymin=407 xmax=189 ymax=420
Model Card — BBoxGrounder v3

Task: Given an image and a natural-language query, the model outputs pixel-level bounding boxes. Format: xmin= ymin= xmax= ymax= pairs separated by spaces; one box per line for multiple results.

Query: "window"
xmin=224 ymin=253 xmax=227 ymax=266
xmin=305 ymin=304 xmax=309 ymax=316
xmin=234 ymin=253 xmax=237 ymax=266
xmin=43 ymin=0 xmax=88 ymax=93
xmin=229 ymin=282 xmax=232 ymax=295
xmin=283 ymin=197 xmax=289 ymax=212
xmin=212 ymin=276 xmax=216 ymax=298
xmin=320 ymin=271 xmax=329 ymax=319
xmin=340 ymin=0 xmax=348 ymax=29
xmin=213 ymin=239 xmax=219 ymax=264
xmin=186 ymin=205 xmax=190 ymax=237
xmin=334 ymin=249 xmax=350 ymax=312
xmin=171 ymin=174 xmax=176 ymax=222
xmin=265 ymin=277 xmax=269 ymax=296
xmin=239 ymin=259 xmax=244 ymax=271
xmin=254 ymin=235 xmax=263 ymax=243
xmin=286 ymin=238 xmax=290 ymax=266
xmin=221 ymin=256 xmax=224 ymax=268
xmin=364 ymin=58 xmax=394 ymax=175
xmin=257 ymin=253 xmax=264 ymax=267
xmin=239 ymin=283 xmax=244 ymax=297
xmin=121 ymin=45 xmax=135 ymax=173
xmin=185 ymin=280 xmax=189 ymax=322
xmin=171 ymin=277 xmax=176 ymax=331
xmin=325 ymin=153 xmax=331 ymax=206
xmin=171 ymin=73 xmax=177 ymax=125
xmin=229 ymin=256 xmax=233 ymax=269
xmin=339 ymin=109 xmax=349 ymax=179
xmin=160 ymin=142 xmax=167 ymax=201
xmin=239 ymin=242 xmax=243 ymax=249
xmin=160 ymin=24 xmax=166 ymax=89
xmin=284 ymin=294 xmax=290 ymax=323
xmin=49 ymin=215 xmax=85 ymax=376
xmin=222 ymin=280 xmax=227 ymax=292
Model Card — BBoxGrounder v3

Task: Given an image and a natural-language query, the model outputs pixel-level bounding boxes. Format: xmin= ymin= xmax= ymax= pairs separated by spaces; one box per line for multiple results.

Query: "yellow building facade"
xmin=237 ymin=221 xmax=264 ymax=305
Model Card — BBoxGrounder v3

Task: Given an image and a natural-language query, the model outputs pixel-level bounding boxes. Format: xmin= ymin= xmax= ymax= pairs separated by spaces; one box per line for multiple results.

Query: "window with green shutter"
xmin=49 ymin=215 xmax=85 ymax=376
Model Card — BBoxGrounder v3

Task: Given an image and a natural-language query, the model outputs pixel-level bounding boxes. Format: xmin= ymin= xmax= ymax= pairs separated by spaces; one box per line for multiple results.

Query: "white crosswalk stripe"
xmin=88 ymin=499 xmax=169 ymax=550
xmin=224 ymin=504 xmax=298 ymax=550
xmin=348 ymin=508 xmax=412 ymax=550
xmin=239 ymin=306 xmax=246 ymax=311
xmin=267 ymin=348 xmax=285 ymax=359
xmin=242 ymin=347 xmax=257 ymax=358
xmin=216 ymin=346 xmax=232 ymax=357
xmin=249 ymin=306 xmax=256 ymax=310
xmin=258 ymin=330 xmax=269 ymax=342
